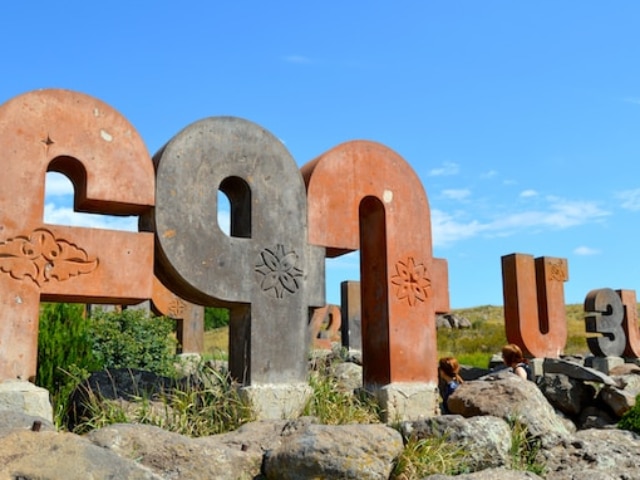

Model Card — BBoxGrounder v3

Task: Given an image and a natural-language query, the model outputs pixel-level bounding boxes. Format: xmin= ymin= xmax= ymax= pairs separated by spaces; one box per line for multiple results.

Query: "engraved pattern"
xmin=0 ymin=229 xmax=98 ymax=286
xmin=390 ymin=256 xmax=431 ymax=306
xmin=547 ymin=259 xmax=568 ymax=282
xmin=167 ymin=298 xmax=186 ymax=318
xmin=255 ymin=244 xmax=302 ymax=299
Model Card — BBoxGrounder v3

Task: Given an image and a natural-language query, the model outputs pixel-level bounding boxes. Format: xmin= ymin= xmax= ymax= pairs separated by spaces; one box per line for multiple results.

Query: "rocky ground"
xmin=2 ymin=355 xmax=640 ymax=479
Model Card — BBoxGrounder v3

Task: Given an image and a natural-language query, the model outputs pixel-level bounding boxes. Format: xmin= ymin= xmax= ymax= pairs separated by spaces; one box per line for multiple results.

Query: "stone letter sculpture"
xmin=584 ymin=288 xmax=627 ymax=357
xmin=502 ymin=253 xmax=568 ymax=358
xmin=0 ymin=89 xmax=155 ymax=380
xmin=301 ymin=140 xmax=442 ymax=420
xmin=147 ymin=116 xmax=324 ymax=419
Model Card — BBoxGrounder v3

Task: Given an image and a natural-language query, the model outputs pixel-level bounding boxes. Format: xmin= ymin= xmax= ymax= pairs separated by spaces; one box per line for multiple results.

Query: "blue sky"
xmin=3 ymin=2 xmax=640 ymax=308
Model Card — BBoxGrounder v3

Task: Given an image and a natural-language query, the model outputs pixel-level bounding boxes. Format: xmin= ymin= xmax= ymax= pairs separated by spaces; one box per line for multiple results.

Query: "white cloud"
xmin=441 ymin=189 xmax=471 ymax=201
xmin=519 ymin=189 xmax=538 ymax=198
xmin=283 ymin=55 xmax=312 ymax=64
xmin=616 ymin=188 xmax=640 ymax=211
xmin=490 ymin=198 xmax=609 ymax=231
xmin=574 ymin=246 xmax=600 ymax=256
xmin=428 ymin=161 xmax=459 ymax=177
xmin=480 ymin=170 xmax=497 ymax=179
xmin=43 ymin=203 xmax=138 ymax=231
xmin=45 ymin=172 xmax=74 ymax=196
xmin=431 ymin=209 xmax=486 ymax=248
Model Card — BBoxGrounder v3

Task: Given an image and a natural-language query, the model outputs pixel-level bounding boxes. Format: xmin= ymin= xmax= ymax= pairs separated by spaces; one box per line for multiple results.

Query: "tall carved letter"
xmin=148 ymin=117 xmax=324 ymax=419
xmin=584 ymin=288 xmax=626 ymax=357
xmin=301 ymin=141 xmax=443 ymax=420
xmin=0 ymin=89 xmax=155 ymax=380
xmin=620 ymin=290 xmax=640 ymax=358
xmin=502 ymin=253 xmax=568 ymax=358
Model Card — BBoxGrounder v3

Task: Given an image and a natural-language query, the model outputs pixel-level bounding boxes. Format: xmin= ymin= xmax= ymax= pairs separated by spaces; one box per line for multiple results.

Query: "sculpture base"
xmin=368 ymin=382 xmax=439 ymax=423
xmin=239 ymin=383 xmax=312 ymax=420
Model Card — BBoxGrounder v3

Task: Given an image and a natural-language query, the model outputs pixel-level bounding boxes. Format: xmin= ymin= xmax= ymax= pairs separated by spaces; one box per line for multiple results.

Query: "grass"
xmin=70 ymin=364 xmax=254 ymax=436
xmin=391 ymin=435 xmax=470 ymax=479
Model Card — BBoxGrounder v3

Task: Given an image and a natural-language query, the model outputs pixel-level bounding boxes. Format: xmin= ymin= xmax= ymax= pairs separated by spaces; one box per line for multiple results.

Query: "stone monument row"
xmin=0 ymin=88 xmax=449 ymax=420
xmin=2 ymin=88 xmax=637 ymax=422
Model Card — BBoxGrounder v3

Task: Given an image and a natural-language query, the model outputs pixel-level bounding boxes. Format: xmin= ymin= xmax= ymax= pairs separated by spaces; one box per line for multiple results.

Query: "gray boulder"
xmin=403 ymin=414 xmax=512 ymax=470
xmin=263 ymin=419 xmax=403 ymax=480
xmin=448 ymin=371 xmax=570 ymax=447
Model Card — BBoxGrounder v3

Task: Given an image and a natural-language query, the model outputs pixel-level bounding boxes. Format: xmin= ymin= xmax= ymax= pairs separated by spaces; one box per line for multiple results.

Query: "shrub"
xmin=89 ymin=308 xmax=177 ymax=377
xmin=37 ymin=303 xmax=99 ymax=392
xmin=617 ymin=394 xmax=640 ymax=434
xmin=204 ymin=307 xmax=230 ymax=330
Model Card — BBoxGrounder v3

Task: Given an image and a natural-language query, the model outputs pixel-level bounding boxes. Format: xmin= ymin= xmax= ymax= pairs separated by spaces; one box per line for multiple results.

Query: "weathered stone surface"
xmin=330 ymin=360 xmax=363 ymax=392
xmin=0 ymin=89 xmax=155 ymax=381
xmin=0 ymin=430 xmax=162 ymax=479
xmin=0 ymin=380 xmax=53 ymax=423
xmin=302 ymin=141 xmax=441 ymax=387
xmin=501 ymin=253 xmax=568 ymax=358
xmin=263 ymin=420 xmax=403 ymax=480
xmin=149 ymin=117 xmax=324 ymax=400
xmin=540 ymin=428 xmax=640 ymax=480
xmin=426 ymin=469 xmax=543 ymax=479
xmin=448 ymin=372 xmax=570 ymax=447
xmin=543 ymin=358 xmax=618 ymax=386
xmin=597 ymin=385 xmax=636 ymax=417
xmin=585 ymin=288 xmax=627 ymax=357
xmin=340 ymin=280 xmax=362 ymax=351
xmin=0 ymin=410 xmax=55 ymax=437
xmin=538 ymin=373 xmax=596 ymax=416
xmin=309 ymin=304 xmax=341 ymax=350
xmin=89 ymin=423 xmax=263 ymax=480
xmin=404 ymin=414 xmax=512 ymax=470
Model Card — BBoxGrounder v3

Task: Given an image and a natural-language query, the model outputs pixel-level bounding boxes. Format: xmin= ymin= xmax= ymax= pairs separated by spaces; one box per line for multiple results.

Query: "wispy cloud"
xmin=574 ymin=246 xmax=600 ymax=256
xmin=428 ymin=161 xmax=459 ymax=177
xmin=519 ymin=189 xmax=538 ymax=198
xmin=43 ymin=203 xmax=232 ymax=234
xmin=431 ymin=196 xmax=610 ymax=248
xmin=441 ymin=189 xmax=471 ymax=201
xmin=480 ymin=170 xmax=497 ymax=179
xmin=491 ymin=197 xmax=609 ymax=230
xmin=43 ymin=203 xmax=138 ymax=231
xmin=283 ymin=55 xmax=312 ymax=64
xmin=45 ymin=172 xmax=74 ymax=196
xmin=431 ymin=209 xmax=486 ymax=248
xmin=616 ymin=188 xmax=640 ymax=211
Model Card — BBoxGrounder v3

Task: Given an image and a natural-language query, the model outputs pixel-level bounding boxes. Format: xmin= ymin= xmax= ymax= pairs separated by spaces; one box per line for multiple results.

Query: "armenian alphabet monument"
xmin=0 ymin=89 xmax=637 ymax=421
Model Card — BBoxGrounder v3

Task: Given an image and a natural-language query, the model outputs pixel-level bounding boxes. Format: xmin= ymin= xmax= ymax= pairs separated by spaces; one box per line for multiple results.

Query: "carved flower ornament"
xmin=255 ymin=244 xmax=302 ymax=299
xmin=390 ymin=256 xmax=431 ymax=306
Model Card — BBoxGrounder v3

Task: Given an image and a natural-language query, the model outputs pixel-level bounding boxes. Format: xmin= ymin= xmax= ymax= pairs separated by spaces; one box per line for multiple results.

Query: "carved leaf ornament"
xmin=391 ymin=256 xmax=431 ymax=306
xmin=0 ymin=229 xmax=98 ymax=287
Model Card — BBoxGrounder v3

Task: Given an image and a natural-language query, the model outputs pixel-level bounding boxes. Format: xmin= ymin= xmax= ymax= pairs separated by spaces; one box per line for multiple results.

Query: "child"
xmin=438 ymin=357 xmax=463 ymax=414
xmin=501 ymin=343 xmax=533 ymax=381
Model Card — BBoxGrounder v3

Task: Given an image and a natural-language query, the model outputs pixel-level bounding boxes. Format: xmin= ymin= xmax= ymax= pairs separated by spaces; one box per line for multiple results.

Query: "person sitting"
xmin=501 ymin=343 xmax=533 ymax=381
xmin=438 ymin=356 xmax=464 ymax=413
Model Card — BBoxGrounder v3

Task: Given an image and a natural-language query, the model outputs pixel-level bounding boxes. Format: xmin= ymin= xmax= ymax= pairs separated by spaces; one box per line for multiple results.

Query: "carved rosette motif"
xmin=547 ymin=259 xmax=568 ymax=282
xmin=255 ymin=244 xmax=302 ymax=299
xmin=0 ymin=229 xmax=98 ymax=287
xmin=390 ymin=256 xmax=431 ymax=306
xmin=167 ymin=298 xmax=186 ymax=318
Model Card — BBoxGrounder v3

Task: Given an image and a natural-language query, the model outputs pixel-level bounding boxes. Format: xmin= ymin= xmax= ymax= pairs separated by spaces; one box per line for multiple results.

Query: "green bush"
xmin=89 ymin=308 xmax=177 ymax=377
xmin=618 ymin=394 xmax=640 ymax=434
xmin=37 ymin=303 xmax=99 ymax=392
xmin=204 ymin=307 xmax=230 ymax=330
